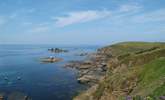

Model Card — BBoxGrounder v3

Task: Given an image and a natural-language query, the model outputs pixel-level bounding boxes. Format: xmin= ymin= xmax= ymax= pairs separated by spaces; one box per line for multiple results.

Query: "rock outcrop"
xmin=73 ymin=42 xmax=165 ymax=100
xmin=0 ymin=92 xmax=31 ymax=100
xmin=41 ymin=57 xmax=63 ymax=63
xmin=65 ymin=47 xmax=112 ymax=86
xmin=48 ymin=48 xmax=68 ymax=53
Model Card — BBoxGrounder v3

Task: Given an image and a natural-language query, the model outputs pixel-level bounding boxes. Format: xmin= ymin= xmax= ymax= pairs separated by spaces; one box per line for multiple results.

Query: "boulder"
xmin=78 ymin=65 xmax=91 ymax=70
xmin=41 ymin=57 xmax=63 ymax=63
xmin=48 ymin=48 xmax=68 ymax=53
xmin=77 ymin=75 xmax=98 ymax=84
xmin=76 ymin=53 xmax=88 ymax=56
xmin=0 ymin=95 xmax=4 ymax=100
xmin=65 ymin=48 xmax=109 ymax=85
xmin=7 ymin=92 xmax=31 ymax=100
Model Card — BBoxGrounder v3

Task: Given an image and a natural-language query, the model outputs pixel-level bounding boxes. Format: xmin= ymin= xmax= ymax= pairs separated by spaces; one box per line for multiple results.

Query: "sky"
xmin=0 ymin=0 xmax=165 ymax=45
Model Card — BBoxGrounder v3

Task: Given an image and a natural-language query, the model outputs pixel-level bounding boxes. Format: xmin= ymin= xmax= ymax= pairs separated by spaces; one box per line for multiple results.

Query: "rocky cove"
xmin=65 ymin=50 xmax=109 ymax=85
xmin=41 ymin=47 xmax=109 ymax=85
xmin=42 ymin=42 xmax=165 ymax=100
xmin=0 ymin=43 xmax=165 ymax=100
xmin=71 ymin=42 xmax=165 ymax=100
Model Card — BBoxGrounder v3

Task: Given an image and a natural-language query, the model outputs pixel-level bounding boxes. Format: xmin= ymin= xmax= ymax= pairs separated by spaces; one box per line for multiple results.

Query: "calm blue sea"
xmin=0 ymin=44 xmax=99 ymax=100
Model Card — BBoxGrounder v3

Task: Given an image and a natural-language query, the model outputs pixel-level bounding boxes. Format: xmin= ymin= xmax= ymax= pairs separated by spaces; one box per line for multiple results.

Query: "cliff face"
xmin=74 ymin=42 xmax=165 ymax=100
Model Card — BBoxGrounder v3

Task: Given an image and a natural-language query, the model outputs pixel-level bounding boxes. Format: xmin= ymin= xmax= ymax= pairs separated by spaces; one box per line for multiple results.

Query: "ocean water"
xmin=0 ymin=44 xmax=99 ymax=100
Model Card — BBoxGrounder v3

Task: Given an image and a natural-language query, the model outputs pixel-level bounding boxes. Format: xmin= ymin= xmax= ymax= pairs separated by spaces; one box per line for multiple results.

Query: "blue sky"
xmin=0 ymin=0 xmax=165 ymax=45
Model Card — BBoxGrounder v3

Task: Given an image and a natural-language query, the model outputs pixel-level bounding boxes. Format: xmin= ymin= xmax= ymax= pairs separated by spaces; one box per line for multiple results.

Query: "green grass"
xmin=132 ymin=57 xmax=165 ymax=97
xmin=74 ymin=42 xmax=165 ymax=100
xmin=102 ymin=42 xmax=165 ymax=57
xmin=94 ymin=42 xmax=165 ymax=99
xmin=120 ymin=48 xmax=165 ymax=66
xmin=150 ymin=83 xmax=165 ymax=98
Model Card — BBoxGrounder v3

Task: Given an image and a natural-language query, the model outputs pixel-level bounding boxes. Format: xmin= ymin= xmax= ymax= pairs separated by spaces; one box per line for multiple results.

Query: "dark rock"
xmin=17 ymin=76 xmax=21 ymax=80
xmin=7 ymin=92 xmax=32 ymax=100
xmin=0 ymin=94 xmax=4 ymax=100
xmin=65 ymin=48 xmax=109 ymax=85
xmin=0 ymin=97 xmax=3 ymax=100
xmin=64 ymin=61 xmax=82 ymax=68
xmin=76 ymin=53 xmax=88 ymax=56
xmin=4 ymin=76 xmax=8 ymax=80
xmin=48 ymin=48 xmax=68 ymax=53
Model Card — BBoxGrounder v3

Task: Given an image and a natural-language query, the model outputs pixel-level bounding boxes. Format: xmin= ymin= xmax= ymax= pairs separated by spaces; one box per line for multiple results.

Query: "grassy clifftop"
xmin=74 ymin=42 xmax=165 ymax=100
xmin=100 ymin=42 xmax=165 ymax=56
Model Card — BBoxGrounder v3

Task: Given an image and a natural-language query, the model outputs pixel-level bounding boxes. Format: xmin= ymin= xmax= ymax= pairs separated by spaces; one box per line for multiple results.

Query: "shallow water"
xmin=0 ymin=44 xmax=99 ymax=100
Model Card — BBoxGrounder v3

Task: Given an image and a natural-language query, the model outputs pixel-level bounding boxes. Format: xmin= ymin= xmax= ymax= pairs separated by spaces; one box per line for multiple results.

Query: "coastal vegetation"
xmin=73 ymin=42 xmax=165 ymax=100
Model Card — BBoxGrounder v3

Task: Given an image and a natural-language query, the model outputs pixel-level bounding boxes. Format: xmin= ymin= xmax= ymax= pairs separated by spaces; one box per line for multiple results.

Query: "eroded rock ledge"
xmin=65 ymin=50 xmax=111 ymax=85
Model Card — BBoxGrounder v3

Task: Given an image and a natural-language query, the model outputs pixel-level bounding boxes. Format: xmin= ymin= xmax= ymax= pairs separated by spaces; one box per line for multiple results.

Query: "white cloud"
xmin=53 ymin=10 xmax=111 ymax=27
xmin=52 ymin=3 xmax=142 ymax=27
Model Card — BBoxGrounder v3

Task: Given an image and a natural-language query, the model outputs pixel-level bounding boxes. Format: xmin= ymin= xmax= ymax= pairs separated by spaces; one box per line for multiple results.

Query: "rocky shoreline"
xmin=39 ymin=43 xmax=165 ymax=100
xmin=43 ymin=47 xmax=109 ymax=85
xmin=65 ymin=49 xmax=110 ymax=85
xmin=72 ymin=42 xmax=165 ymax=100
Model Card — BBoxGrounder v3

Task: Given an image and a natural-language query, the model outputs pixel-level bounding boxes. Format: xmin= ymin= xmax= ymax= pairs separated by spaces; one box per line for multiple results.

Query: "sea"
xmin=0 ymin=44 xmax=99 ymax=100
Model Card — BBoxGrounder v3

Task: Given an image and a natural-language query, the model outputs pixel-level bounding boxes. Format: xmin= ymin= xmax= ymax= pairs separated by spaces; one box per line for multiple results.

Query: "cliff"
xmin=74 ymin=42 xmax=165 ymax=100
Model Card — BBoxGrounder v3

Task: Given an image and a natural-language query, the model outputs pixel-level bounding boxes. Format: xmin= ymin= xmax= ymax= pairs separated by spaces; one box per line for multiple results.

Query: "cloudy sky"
xmin=0 ymin=0 xmax=165 ymax=45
